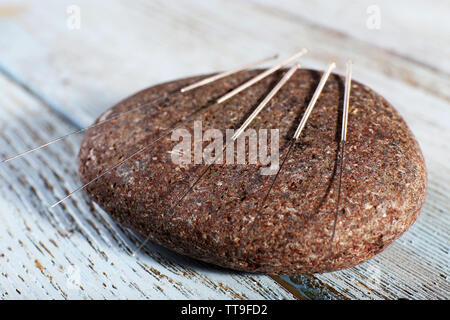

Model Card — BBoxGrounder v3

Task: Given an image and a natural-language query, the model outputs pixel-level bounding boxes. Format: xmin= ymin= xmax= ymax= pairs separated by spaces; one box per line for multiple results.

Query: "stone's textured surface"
xmin=78 ymin=69 xmax=427 ymax=275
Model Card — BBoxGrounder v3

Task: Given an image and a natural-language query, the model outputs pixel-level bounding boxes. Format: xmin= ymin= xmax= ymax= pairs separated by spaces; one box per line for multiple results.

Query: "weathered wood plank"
xmin=0 ymin=73 xmax=295 ymax=299
xmin=251 ymin=0 xmax=450 ymax=73
xmin=0 ymin=0 xmax=448 ymax=299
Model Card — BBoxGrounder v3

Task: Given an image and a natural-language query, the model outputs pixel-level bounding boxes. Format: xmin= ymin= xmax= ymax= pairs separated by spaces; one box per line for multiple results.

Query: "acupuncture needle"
xmin=133 ymin=63 xmax=301 ymax=255
xmin=327 ymin=60 xmax=352 ymax=272
xmin=49 ymin=51 xmax=307 ymax=208
xmin=180 ymin=54 xmax=279 ymax=92
xmin=237 ymin=62 xmax=337 ymax=261
xmin=1 ymin=53 xmax=279 ymax=163
xmin=217 ymin=49 xmax=307 ymax=104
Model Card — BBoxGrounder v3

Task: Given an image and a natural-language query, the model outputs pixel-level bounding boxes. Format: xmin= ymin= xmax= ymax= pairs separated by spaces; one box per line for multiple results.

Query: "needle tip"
xmin=2 ymin=157 xmax=15 ymax=163
xmin=49 ymin=201 xmax=61 ymax=209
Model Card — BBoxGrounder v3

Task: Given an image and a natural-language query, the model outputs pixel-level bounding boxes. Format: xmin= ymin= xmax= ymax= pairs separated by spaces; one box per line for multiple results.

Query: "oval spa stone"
xmin=78 ymin=68 xmax=427 ymax=274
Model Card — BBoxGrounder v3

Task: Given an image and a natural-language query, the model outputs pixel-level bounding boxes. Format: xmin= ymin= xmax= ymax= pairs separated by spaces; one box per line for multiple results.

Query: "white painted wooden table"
xmin=0 ymin=0 xmax=448 ymax=299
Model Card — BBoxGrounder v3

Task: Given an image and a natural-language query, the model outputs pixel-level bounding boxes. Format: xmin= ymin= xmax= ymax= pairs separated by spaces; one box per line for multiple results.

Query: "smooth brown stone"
xmin=78 ymin=69 xmax=427 ymax=274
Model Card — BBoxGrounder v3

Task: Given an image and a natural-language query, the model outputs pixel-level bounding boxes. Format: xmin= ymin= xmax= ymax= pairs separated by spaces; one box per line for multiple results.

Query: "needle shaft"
xmin=217 ymin=49 xmax=307 ymax=104
xmin=327 ymin=60 xmax=352 ymax=271
xmin=180 ymin=54 xmax=279 ymax=92
xmin=293 ymin=62 xmax=336 ymax=140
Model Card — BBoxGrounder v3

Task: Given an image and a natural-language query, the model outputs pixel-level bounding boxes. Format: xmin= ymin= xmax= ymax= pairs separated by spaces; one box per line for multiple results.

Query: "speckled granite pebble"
xmin=78 ymin=69 xmax=427 ymax=274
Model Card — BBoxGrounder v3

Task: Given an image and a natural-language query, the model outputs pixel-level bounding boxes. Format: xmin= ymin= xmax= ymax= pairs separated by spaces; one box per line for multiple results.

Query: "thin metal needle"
xmin=231 ymin=63 xmax=300 ymax=140
xmin=180 ymin=54 xmax=279 ymax=92
xmin=327 ymin=60 xmax=352 ymax=271
xmin=133 ymin=64 xmax=300 ymax=255
xmin=237 ymin=62 xmax=336 ymax=260
xmin=1 ymin=93 xmax=171 ymax=163
xmin=293 ymin=62 xmax=336 ymax=140
xmin=217 ymin=49 xmax=307 ymax=104
xmin=3 ymin=55 xmax=280 ymax=163
xmin=49 ymin=62 xmax=301 ymax=209
xmin=340 ymin=60 xmax=352 ymax=142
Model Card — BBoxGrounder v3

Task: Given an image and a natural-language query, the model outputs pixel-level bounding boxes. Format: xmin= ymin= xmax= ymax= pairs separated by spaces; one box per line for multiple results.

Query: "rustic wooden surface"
xmin=0 ymin=0 xmax=448 ymax=299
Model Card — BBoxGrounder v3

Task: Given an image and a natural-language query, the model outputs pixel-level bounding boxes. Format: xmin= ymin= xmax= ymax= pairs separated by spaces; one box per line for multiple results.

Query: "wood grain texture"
xmin=252 ymin=0 xmax=450 ymax=74
xmin=0 ymin=0 xmax=448 ymax=299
